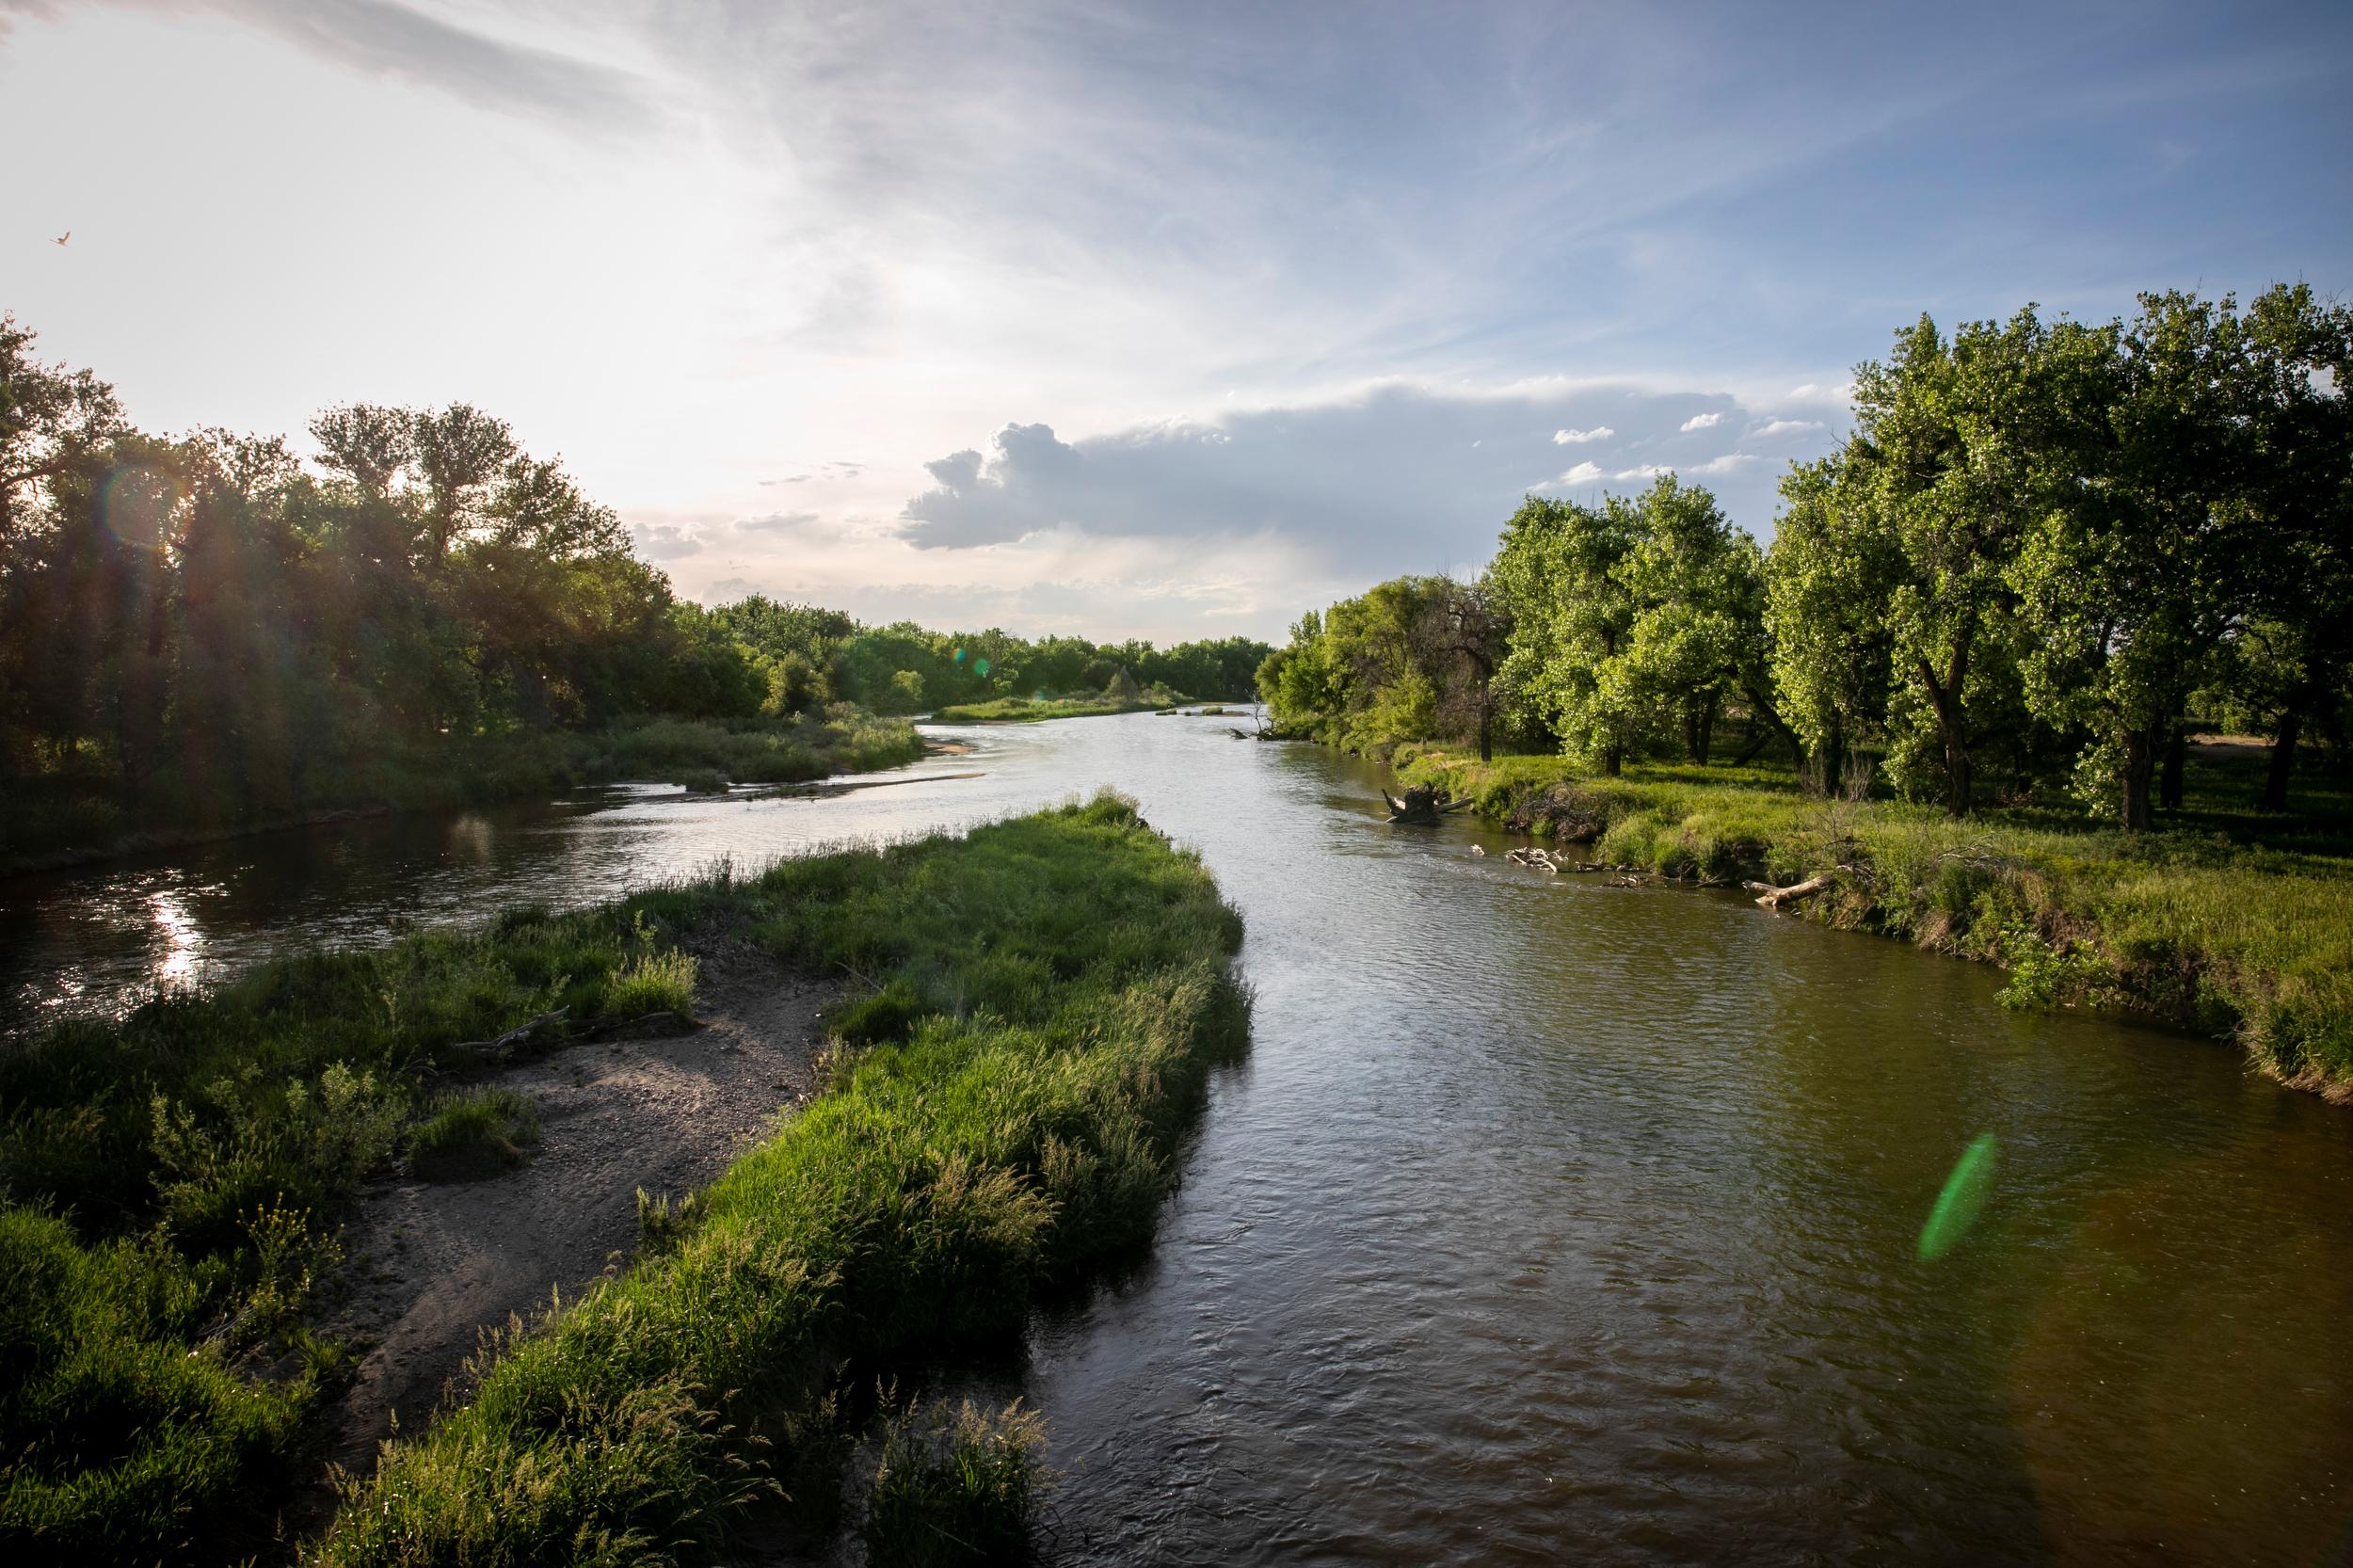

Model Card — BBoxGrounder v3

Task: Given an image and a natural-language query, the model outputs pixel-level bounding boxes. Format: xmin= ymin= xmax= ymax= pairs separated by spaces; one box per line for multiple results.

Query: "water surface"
xmin=6 ymin=712 xmax=2347 ymax=1565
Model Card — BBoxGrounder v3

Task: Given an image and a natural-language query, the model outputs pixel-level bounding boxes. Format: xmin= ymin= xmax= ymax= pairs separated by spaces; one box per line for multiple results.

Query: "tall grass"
xmin=0 ymin=908 xmax=709 ymax=1561
xmin=1399 ymin=747 xmax=2353 ymax=1093
xmin=0 ymin=792 xmax=1243 ymax=1561
xmin=408 ymin=1087 xmax=542 ymax=1183
xmin=864 ymin=1397 xmax=1048 ymax=1567
xmin=310 ymin=791 xmax=1246 ymax=1565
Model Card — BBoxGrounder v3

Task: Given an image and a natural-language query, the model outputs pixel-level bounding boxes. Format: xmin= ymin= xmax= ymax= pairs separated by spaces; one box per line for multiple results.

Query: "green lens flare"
xmin=1917 ymin=1133 xmax=1999 ymax=1261
xmin=953 ymin=648 xmax=966 ymax=664
xmin=975 ymin=657 xmax=991 ymax=676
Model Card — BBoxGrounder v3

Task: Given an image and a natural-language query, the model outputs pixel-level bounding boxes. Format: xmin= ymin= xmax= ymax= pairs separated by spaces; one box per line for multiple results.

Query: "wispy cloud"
xmin=1553 ymin=424 xmax=1613 ymax=444
xmin=1679 ymin=411 xmax=1724 ymax=432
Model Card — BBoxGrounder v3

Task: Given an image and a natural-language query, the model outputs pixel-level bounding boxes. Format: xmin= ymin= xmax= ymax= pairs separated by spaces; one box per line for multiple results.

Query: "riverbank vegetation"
xmin=1262 ymin=284 xmax=2353 ymax=1091
xmin=0 ymin=315 xmax=1266 ymax=869
xmin=0 ymin=792 xmax=1245 ymax=1562
xmin=933 ymin=693 xmax=1171 ymax=723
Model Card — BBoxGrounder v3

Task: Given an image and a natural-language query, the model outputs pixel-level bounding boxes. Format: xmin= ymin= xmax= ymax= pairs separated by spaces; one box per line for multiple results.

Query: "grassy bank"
xmin=1396 ymin=746 xmax=2353 ymax=1096
xmin=930 ymin=694 xmax=1173 ymax=723
xmin=2 ymin=708 xmax=923 ymax=875
xmin=1 ymin=793 xmax=1245 ymax=1563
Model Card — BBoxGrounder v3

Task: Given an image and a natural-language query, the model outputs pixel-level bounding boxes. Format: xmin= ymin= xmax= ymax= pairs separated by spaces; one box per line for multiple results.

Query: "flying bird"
xmin=53 ymin=232 xmax=69 ymax=247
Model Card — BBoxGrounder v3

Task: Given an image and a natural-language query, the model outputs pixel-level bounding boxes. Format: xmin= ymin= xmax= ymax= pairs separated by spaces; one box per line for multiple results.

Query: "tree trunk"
xmin=1914 ymin=649 xmax=1973 ymax=818
xmin=1695 ymin=695 xmax=1718 ymax=766
xmin=2121 ymin=725 xmax=2159 ymax=833
xmin=2159 ymin=711 xmax=2186 ymax=812
xmin=1603 ymin=744 xmax=1623 ymax=777
xmin=1477 ymin=693 xmax=1493 ymax=762
xmin=2264 ymin=699 xmax=2303 ymax=811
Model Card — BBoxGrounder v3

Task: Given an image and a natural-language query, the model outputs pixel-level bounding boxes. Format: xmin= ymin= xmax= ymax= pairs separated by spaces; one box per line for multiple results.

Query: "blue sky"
xmin=4 ymin=0 xmax=2347 ymax=639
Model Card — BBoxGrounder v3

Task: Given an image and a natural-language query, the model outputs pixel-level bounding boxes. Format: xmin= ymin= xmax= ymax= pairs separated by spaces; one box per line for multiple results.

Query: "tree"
xmin=1417 ymin=575 xmax=1508 ymax=760
xmin=2009 ymin=288 xmax=2352 ymax=828
xmin=1819 ymin=308 xmax=2113 ymax=813
xmin=1490 ymin=493 xmax=1642 ymax=772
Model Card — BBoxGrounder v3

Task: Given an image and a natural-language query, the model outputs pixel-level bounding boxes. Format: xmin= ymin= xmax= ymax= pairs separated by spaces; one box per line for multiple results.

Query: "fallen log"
xmin=446 ymin=1007 xmax=568 ymax=1062
xmin=1753 ymin=873 xmax=1834 ymax=909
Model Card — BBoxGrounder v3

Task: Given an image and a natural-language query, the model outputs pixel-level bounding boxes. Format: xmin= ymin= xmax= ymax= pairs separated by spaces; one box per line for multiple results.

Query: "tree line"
xmin=1257 ymin=284 xmax=2353 ymax=830
xmin=0 ymin=315 xmax=1268 ymax=842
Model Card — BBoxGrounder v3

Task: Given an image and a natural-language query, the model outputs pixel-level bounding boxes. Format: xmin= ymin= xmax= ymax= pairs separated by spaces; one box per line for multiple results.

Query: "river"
xmin=5 ymin=712 xmax=2350 ymax=1565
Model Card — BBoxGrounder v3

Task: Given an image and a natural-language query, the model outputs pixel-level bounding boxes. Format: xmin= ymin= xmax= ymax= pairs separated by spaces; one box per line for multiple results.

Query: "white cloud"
xmin=630 ymin=521 xmax=704 ymax=559
xmin=1751 ymin=418 xmax=1823 ymax=438
xmin=897 ymin=381 xmax=1790 ymax=575
xmin=737 ymin=510 xmax=822 ymax=534
xmin=1679 ymin=411 xmax=1724 ymax=432
xmin=1689 ymin=452 xmax=1761 ymax=474
xmin=1553 ymin=424 xmax=1613 ymax=444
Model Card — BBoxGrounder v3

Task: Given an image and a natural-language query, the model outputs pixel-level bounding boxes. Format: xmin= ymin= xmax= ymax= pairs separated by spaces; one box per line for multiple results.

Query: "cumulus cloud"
xmin=630 ymin=521 xmax=704 ymax=559
xmin=1751 ymin=418 xmax=1824 ymax=438
xmin=1553 ymin=425 xmax=1613 ymax=444
xmin=897 ymin=382 xmax=1823 ymax=576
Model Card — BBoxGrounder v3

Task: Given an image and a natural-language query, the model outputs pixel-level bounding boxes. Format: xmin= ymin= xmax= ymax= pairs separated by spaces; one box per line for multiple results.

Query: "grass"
xmin=0 ymin=905 xmax=708 ymax=1561
xmin=930 ymin=695 xmax=1169 ymax=723
xmin=408 ymin=1088 xmax=542 ymax=1183
xmin=1397 ymin=744 xmax=2353 ymax=1095
xmin=863 ymin=1397 xmax=1047 ymax=1567
xmin=309 ymin=791 xmax=1245 ymax=1566
xmin=0 ymin=792 xmax=1245 ymax=1563
xmin=1 ymin=708 xmax=924 ymax=872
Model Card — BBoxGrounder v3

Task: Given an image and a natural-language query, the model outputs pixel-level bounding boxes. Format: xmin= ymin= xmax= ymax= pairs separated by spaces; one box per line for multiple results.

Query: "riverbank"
xmin=931 ymin=694 xmax=1174 ymax=722
xmin=1397 ymin=747 xmax=2353 ymax=1098
xmin=1 ymin=710 xmax=923 ymax=878
xmin=0 ymin=792 xmax=1245 ymax=1563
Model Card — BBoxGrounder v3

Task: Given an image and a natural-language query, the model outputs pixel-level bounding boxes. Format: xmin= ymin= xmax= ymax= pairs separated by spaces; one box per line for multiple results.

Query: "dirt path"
xmin=326 ymin=936 xmax=836 ymax=1474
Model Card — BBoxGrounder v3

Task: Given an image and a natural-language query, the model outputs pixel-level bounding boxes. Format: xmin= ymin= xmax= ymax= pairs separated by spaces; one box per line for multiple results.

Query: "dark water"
xmin=7 ymin=713 xmax=2351 ymax=1565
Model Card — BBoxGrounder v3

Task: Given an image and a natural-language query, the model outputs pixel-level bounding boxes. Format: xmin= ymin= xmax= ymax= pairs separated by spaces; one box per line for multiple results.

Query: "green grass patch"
xmin=1 ymin=792 xmax=1244 ymax=1562
xmin=408 ymin=1087 xmax=542 ymax=1183
xmin=309 ymin=791 xmax=1246 ymax=1565
xmin=0 ymin=909 xmax=712 ymax=1561
xmin=930 ymin=695 xmax=1167 ymax=723
xmin=1399 ymin=746 xmax=2353 ymax=1094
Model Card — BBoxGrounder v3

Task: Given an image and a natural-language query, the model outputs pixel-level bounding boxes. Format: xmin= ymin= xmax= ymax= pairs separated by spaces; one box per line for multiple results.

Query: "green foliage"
xmin=408 ymin=1086 xmax=542 ymax=1182
xmin=864 ymin=1396 xmax=1048 ymax=1567
xmin=311 ymin=792 xmax=1248 ymax=1566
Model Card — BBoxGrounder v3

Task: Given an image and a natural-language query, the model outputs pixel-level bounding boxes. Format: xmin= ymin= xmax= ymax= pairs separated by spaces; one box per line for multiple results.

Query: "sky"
xmin=4 ymin=0 xmax=2349 ymax=643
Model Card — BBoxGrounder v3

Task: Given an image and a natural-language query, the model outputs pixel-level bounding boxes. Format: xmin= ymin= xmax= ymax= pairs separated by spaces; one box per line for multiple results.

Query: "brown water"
xmin=6 ymin=713 xmax=2351 ymax=1565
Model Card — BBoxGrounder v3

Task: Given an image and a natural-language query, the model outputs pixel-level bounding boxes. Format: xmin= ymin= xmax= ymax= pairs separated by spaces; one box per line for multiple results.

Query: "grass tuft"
xmin=863 ymin=1395 xmax=1048 ymax=1567
xmin=408 ymin=1086 xmax=542 ymax=1182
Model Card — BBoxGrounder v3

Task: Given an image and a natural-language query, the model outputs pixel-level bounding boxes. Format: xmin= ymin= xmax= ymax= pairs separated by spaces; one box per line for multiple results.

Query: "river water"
xmin=5 ymin=713 xmax=2350 ymax=1565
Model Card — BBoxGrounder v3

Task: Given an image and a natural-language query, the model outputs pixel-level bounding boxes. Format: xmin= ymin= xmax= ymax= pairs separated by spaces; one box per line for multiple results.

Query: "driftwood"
xmin=1752 ymin=873 xmax=1833 ymax=909
xmin=1380 ymin=784 xmax=1445 ymax=824
xmin=446 ymin=1007 xmax=568 ymax=1061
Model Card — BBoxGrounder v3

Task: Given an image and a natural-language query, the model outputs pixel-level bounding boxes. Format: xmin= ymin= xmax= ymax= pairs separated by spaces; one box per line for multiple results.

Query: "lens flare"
xmin=1917 ymin=1133 xmax=1998 ymax=1261
xmin=975 ymin=657 xmax=991 ymax=677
